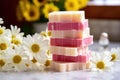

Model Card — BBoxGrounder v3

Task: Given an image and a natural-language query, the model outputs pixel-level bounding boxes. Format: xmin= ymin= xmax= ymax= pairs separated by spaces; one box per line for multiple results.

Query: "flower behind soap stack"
xmin=10 ymin=25 xmax=24 ymax=47
xmin=16 ymin=0 xmax=88 ymax=22
xmin=65 ymin=0 xmax=88 ymax=11
xmin=0 ymin=18 xmax=4 ymax=24
xmin=43 ymin=3 xmax=59 ymax=19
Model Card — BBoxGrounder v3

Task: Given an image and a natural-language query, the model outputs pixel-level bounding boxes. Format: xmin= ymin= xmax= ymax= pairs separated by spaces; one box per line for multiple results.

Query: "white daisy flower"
xmin=90 ymin=51 xmax=113 ymax=72
xmin=110 ymin=48 xmax=120 ymax=62
xmin=0 ymin=55 xmax=8 ymax=71
xmin=10 ymin=25 xmax=24 ymax=37
xmin=0 ymin=26 xmax=11 ymax=39
xmin=40 ymin=30 xmax=51 ymax=40
xmin=33 ymin=34 xmax=51 ymax=67
xmin=32 ymin=33 xmax=42 ymax=39
xmin=0 ymin=54 xmax=14 ymax=71
xmin=5 ymin=47 xmax=28 ymax=71
xmin=0 ymin=37 xmax=11 ymax=54
xmin=23 ymin=34 xmax=49 ymax=65
xmin=25 ymin=57 xmax=45 ymax=71
xmin=0 ymin=18 xmax=4 ymax=24
xmin=11 ymin=35 xmax=23 ymax=47
xmin=10 ymin=25 xmax=24 ymax=46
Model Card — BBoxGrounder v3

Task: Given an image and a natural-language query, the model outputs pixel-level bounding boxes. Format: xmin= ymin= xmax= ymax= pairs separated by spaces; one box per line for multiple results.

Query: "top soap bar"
xmin=49 ymin=11 xmax=85 ymax=22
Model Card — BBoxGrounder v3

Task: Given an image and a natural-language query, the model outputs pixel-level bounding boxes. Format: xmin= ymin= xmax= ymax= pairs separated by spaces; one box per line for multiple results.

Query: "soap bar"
xmin=49 ymin=11 xmax=85 ymax=22
xmin=50 ymin=46 xmax=88 ymax=56
xmin=50 ymin=28 xmax=90 ymax=39
xmin=52 ymin=54 xmax=89 ymax=62
xmin=48 ymin=20 xmax=88 ymax=30
xmin=50 ymin=36 xmax=93 ymax=47
xmin=51 ymin=61 xmax=90 ymax=72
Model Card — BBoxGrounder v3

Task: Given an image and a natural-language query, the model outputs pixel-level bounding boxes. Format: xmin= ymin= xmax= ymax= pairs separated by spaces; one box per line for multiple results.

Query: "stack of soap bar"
xmin=48 ymin=11 xmax=93 ymax=72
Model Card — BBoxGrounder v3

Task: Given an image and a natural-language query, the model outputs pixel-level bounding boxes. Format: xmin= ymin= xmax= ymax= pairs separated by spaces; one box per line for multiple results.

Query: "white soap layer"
xmin=49 ymin=11 xmax=85 ymax=22
xmin=50 ymin=46 xmax=88 ymax=56
xmin=50 ymin=28 xmax=90 ymax=39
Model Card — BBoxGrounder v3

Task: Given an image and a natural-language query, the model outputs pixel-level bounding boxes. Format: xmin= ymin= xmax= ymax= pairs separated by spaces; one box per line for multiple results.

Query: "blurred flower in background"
xmin=16 ymin=0 xmax=88 ymax=23
xmin=0 ymin=18 xmax=4 ymax=24
xmin=43 ymin=3 xmax=59 ymax=19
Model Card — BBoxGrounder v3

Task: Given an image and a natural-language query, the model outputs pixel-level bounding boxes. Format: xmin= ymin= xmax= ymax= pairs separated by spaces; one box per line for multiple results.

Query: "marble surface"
xmin=0 ymin=65 xmax=120 ymax=80
xmin=0 ymin=41 xmax=120 ymax=80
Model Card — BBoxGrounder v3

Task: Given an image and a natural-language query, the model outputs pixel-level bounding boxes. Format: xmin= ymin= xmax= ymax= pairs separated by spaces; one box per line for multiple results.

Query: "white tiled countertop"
xmin=0 ymin=41 xmax=120 ymax=80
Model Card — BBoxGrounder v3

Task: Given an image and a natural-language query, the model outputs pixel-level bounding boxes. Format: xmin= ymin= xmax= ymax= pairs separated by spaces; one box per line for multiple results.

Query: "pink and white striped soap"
xmin=48 ymin=11 xmax=93 ymax=72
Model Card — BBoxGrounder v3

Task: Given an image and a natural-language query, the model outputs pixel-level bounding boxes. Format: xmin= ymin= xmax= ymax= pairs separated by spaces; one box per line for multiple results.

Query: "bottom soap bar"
xmin=51 ymin=61 xmax=90 ymax=72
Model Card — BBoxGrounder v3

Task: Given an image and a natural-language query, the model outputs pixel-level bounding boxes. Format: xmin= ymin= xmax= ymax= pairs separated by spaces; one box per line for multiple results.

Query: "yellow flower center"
xmin=13 ymin=55 xmax=22 ymax=64
xmin=0 ymin=59 xmax=5 ymax=67
xmin=25 ymin=64 xmax=29 ymax=67
xmin=0 ymin=28 xmax=4 ymax=34
xmin=41 ymin=31 xmax=47 ymax=37
xmin=31 ymin=58 xmax=37 ymax=63
xmin=31 ymin=44 xmax=40 ymax=53
xmin=29 ymin=9 xmax=36 ymax=17
xmin=12 ymin=35 xmax=16 ymax=39
xmin=11 ymin=39 xmax=21 ymax=45
xmin=0 ymin=43 xmax=8 ymax=50
xmin=24 ymin=4 xmax=40 ymax=21
xmin=47 ymin=50 xmax=51 ymax=55
xmin=47 ymin=31 xmax=51 ymax=37
xmin=111 ymin=53 xmax=116 ymax=61
xmin=65 ymin=0 xmax=80 ymax=11
xmin=96 ymin=61 xmax=105 ymax=69
xmin=69 ymin=2 xmax=74 ymax=8
xmin=41 ymin=31 xmax=51 ymax=37
xmin=45 ymin=60 xmax=51 ymax=67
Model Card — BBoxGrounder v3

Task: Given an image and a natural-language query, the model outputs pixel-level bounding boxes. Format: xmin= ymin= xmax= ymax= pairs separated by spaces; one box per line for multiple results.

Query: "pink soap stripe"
xmin=48 ymin=20 xmax=88 ymax=30
xmin=52 ymin=54 xmax=89 ymax=62
xmin=50 ymin=36 xmax=93 ymax=47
